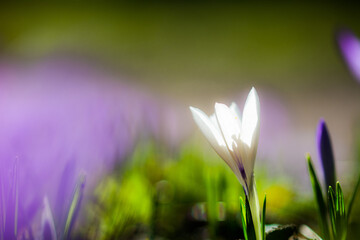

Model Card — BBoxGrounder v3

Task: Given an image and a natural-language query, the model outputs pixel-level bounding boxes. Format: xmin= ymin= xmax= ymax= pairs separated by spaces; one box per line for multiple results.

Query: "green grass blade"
xmin=306 ymin=154 xmax=330 ymax=240
xmin=261 ymin=195 xmax=266 ymax=240
xmin=63 ymin=173 xmax=86 ymax=240
xmin=245 ymin=196 xmax=256 ymax=240
xmin=336 ymin=182 xmax=347 ymax=240
xmin=336 ymin=182 xmax=345 ymax=217
xmin=205 ymin=168 xmax=218 ymax=238
xmin=328 ymin=186 xmax=336 ymax=237
xmin=240 ymin=197 xmax=248 ymax=240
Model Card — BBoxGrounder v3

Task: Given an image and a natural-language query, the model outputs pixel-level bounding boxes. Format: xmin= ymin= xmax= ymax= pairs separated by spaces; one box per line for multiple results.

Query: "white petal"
xmin=214 ymin=103 xmax=241 ymax=151
xmin=215 ymin=103 xmax=247 ymax=185
xmin=190 ymin=106 xmax=244 ymax=185
xmin=190 ymin=107 xmax=229 ymax=157
xmin=230 ymin=102 xmax=242 ymax=129
xmin=240 ymin=87 xmax=260 ymax=179
xmin=190 ymin=107 xmax=224 ymax=146
xmin=241 ymin=87 xmax=260 ymax=148
xmin=210 ymin=113 xmax=221 ymax=133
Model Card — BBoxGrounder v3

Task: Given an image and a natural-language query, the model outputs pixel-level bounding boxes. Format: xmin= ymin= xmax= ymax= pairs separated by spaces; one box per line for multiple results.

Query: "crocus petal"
xmin=190 ymin=107 xmax=246 ymax=187
xmin=317 ymin=119 xmax=336 ymax=189
xmin=41 ymin=197 xmax=57 ymax=240
xmin=241 ymin=87 xmax=260 ymax=178
xmin=189 ymin=87 xmax=261 ymax=196
xmin=210 ymin=114 xmax=221 ymax=133
xmin=190 ymin=107 xmax=232 ymax=161
xmin=214 ymin=103 xmax=241 ymax=151
xmin=337 ymin=30 xmax=360 ymax=83
xmin=241 ymin=87 xmax=260 ymax=148
xmin=215 ymin=103 xmax=249 ymax=185
xmin=230 ymin=102 xmax=242 ymax=129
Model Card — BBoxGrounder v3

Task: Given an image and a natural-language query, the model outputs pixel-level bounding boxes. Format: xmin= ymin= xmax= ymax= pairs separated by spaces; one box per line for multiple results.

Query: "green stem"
xmin=249 ymin=180 xmax=262 ymax=240
xmin=206 ymin=167 xmax=218 ymax=238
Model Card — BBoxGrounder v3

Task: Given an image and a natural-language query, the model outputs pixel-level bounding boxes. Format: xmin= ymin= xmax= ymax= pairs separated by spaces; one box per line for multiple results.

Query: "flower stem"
xmin=249 ymin=180 xmax=262 ymax=240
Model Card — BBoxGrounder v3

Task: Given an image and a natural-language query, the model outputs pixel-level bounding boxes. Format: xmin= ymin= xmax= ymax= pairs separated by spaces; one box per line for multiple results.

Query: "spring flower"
xmin=0 ymin=60 xmax=190 ymax=237
xmin=317 ymin=119 xmax=336 ymax=189
xmin=337 ymin=29 xmax=360 ymax=83
xmin=190 ymin=87 xmax=260 ymax=193
xmin=190 ymin=87 xmax=262 ymax=239
xmin=41 ymin=197 xmax=57 ymax=240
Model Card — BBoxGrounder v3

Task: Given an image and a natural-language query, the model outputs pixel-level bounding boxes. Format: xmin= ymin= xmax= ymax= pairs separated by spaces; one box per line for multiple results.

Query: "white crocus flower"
xmin=189 ymin=87 xmax=262 ymax=239
xmin=189 ymin=87 xmax=260 ymax=193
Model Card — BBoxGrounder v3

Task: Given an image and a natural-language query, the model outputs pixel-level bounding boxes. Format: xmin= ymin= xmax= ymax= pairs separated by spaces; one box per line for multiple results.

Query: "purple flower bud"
xmin=317 ymin=119 xmax=336 ymax=189
xmin=337 ymin=29 xmax=360 ymax=83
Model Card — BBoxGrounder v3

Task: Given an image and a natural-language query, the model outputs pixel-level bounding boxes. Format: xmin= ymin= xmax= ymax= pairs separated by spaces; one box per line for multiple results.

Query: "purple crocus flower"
xmin=41 ymin=197 xmax=57 ymax=240
xmin=0 ymin=59 xmax=189 ymax=238
xmin=0 ymin=62 xmax=138 ymax=235
xmin=337 ymin=29 xmax=360 ymax=83
xmin=317 ymin=119 xmax=336 ymax=189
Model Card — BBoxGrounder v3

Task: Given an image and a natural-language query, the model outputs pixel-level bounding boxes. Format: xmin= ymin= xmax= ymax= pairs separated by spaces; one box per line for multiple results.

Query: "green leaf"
xmin=261 ymin=195 xmax=266 ymax=240
xmin=328 ymin=186 xmax=336 ymax=237
xmin=335 ymin=182 xmax=347 ymax=240
xmin=240 ymin=197 xmax=248 ymax=240
xmin=336 ymin=182 xmax=345 ymax=217
xmin=328 ymin=182 xmax=348 ymax=240
xmin=245 ymin=196 xmax=256 ymax=240
xmin=205 ymin=168 xmax=218 ymax=238
xmin=347 ymin=173 xmax=360 ymax=221
xmin=63 ymin=173 xmax=86 ymax=240
xmin=306 ymin=154 xmax=330 ymax=240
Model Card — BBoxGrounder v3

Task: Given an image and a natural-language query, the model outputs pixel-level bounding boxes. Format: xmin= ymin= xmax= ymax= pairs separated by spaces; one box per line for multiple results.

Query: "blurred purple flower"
xmin=337 ymin=29 xmax=360 ymax=83
xmin=0 ymin=59 xmax=189 ymax=238
xmin=41 ymin=197 xmax=57 ymax=240
xmin=317 ymin=119 xmax=336 ymax=189
xmin=142 ymin=97 xmax=191 ymax=150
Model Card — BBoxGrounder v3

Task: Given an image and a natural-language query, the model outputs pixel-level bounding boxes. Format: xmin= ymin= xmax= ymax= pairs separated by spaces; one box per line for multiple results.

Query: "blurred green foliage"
xmin=79 ymin=142 xmax=324 ymax=239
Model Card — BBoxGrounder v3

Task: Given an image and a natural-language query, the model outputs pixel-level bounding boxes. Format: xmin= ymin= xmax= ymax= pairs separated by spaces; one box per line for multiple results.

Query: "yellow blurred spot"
xmin=260 ymin=185 xmax=294 ymax=210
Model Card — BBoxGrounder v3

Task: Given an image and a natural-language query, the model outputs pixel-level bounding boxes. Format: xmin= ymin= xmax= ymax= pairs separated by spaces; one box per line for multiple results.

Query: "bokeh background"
xmin=0 ymin=1 xmax=360 ymax=239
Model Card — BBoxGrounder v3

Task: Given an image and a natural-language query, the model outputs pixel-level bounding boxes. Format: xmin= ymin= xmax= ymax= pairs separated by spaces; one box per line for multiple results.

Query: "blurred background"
xmin=0 ymin=1 xmax=360 ymax=239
